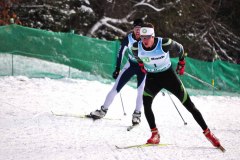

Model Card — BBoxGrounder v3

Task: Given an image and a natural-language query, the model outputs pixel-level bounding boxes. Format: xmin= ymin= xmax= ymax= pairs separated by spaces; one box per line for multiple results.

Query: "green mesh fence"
xmin=0 ymin=24 xmax=239 ymax=95
xmin=0 ymin=24 xmax=118 ymax=79
xmin=171 ymin=58 xmax=240 ymax=95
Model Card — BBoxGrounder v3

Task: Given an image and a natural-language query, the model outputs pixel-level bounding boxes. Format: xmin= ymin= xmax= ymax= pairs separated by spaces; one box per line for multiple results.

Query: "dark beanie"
xmin=133 ymin=18 xmax=144 ymax=27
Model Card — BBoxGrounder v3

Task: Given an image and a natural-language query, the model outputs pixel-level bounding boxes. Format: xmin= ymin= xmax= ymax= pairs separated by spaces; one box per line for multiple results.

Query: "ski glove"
xmin=112 ymin=68 xmax=120 ymax=79
xmin=176 ymin=60 xmax=185 ymax=75
xmin=139 ymin=62 xmax=146 ymax=74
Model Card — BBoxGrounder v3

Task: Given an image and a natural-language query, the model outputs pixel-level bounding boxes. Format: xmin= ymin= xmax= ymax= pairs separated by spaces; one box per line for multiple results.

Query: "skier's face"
xmin=133 ymin=26 xmax=141 ymax=40
xmin=141 ymin=36 xmax=154 ymax=48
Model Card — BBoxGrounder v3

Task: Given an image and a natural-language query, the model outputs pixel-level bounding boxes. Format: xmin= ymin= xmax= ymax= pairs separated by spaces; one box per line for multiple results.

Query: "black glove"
xmin=112 ymin=68 xmax=120 ymax=79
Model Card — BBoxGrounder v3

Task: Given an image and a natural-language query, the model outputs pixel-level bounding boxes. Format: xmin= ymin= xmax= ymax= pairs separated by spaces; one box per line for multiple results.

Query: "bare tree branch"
xmin=209 ymin=33 xmax=234 ymax=62
xmin=133 ymin=0 xmax=165 ymax=12
xmin=87 ymin=11 xmax=135 ymax=37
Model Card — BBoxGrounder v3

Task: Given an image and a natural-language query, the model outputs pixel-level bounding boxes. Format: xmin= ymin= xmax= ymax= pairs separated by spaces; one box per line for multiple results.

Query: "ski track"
xmin=0 ymin=76 xmax=239 ymax=160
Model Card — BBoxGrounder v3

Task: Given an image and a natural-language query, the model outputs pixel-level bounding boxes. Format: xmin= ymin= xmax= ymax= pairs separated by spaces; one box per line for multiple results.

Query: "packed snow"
xmin=0 ymin=76 xmax=240 ymax=160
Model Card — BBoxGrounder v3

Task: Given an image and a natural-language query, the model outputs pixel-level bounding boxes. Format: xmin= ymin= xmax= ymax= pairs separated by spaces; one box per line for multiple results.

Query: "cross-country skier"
xmin=89 ymin=19 xmax=146 ymax=125
xmin=131 ymin=22 xmax=224 ymax=150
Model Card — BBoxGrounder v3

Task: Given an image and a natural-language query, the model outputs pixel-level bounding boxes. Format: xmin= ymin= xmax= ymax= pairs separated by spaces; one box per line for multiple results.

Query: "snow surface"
xmin=0 ymin=76 xmax=240 ymax=160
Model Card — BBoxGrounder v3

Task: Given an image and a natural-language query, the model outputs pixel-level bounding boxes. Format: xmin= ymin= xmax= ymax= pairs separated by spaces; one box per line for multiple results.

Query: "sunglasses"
xmin=140 ymin=35 xmax=152 ymax=40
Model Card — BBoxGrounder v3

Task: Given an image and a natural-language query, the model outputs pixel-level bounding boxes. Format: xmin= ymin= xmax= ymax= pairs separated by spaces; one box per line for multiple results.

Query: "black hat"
xmin=133 ymin=18 xmax=144 ymax=27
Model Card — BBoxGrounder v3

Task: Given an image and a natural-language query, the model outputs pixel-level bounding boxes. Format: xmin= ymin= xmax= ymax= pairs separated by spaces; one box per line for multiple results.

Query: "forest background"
xmin=1 ymin=0 xmax=240 ymax=63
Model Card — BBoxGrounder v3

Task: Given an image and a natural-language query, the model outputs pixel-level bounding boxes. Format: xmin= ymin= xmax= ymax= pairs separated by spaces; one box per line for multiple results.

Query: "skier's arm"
xmin=131 ymin=42 xmax=146 ymax=74
xmin=162 ymin=38 xmax=185 ymax=60
xmin=162 ymin=38 xmax=186 ymax=75
xmin=131 ymin=42 xmax=142 ymax=62
xmin=114 ymin=36 xmax=129 ymax=70
xmin=112 ymin=36 xmax=129 ymax=79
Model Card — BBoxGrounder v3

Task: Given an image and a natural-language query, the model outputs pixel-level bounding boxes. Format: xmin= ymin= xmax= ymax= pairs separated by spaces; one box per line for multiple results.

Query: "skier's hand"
xmin=176 ymin=60 xmax=185 ymax=75
xmin=112 ymin=68 xmax=120 ymax=79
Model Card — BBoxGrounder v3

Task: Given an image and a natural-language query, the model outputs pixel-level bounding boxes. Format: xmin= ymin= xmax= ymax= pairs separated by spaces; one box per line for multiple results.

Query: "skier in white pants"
xmin=89 ymin=19 xmax=146 ymax=125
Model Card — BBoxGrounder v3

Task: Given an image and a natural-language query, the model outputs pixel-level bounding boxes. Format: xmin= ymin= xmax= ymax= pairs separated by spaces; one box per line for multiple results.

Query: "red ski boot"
xmin=203 ymin=128 xmax=220 ymax=147
xmin=147 ymin=128 xmax=160 ymax=144
xmin=203 ymin=128 xmax=225 ymax=152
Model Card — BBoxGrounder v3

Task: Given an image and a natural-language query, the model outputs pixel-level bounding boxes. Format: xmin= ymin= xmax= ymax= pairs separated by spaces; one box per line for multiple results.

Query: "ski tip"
xmin=115 ymin=145 xmax=122 ymax=149
xmin=85 ymin=114 xmax=100 ymax=121
xmin=85 ymin=114 xmax=93 ymax=118
xmin=115 ymin=143 xmax=170 ymax=149
xmin=127 ymin=124 xmax=139 ymax=131
xmin=218 ymin=145 xmax=226 ymax=152
xmin=127 ymin=126 xmax=133 ymax=131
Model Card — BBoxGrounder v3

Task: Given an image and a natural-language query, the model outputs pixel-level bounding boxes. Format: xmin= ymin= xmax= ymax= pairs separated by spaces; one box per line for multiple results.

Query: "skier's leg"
xmin=103 ymin=62 xmax=135 ymax=109
xmin=163 ymin=68 xmax=222 ymax=148
xmin=90 ymin=62 xmax=135 ymax=119
xmin=132 ymin=71 xmax=146 ymax=125
xmin=164 ymin=68 xmax=208 ymax=130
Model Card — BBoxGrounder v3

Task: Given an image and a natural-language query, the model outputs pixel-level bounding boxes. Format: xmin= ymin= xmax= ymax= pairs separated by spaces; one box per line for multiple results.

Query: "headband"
xmin=140 ymin=27 xmax=155 ymax=36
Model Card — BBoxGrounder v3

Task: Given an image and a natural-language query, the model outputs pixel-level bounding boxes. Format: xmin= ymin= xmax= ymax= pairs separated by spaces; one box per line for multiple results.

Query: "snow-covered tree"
xmin=8 ymin=0 xmax=240 ymax=63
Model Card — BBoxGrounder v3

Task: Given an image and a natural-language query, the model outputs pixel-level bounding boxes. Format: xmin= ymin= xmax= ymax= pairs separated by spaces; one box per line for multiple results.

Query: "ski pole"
xmin=185 ymin=72 xmax=218 ymax=90
xmin=167 ymin=92 xmax=187 ymax=125
xmin=119 ymin=93 xmax=127 ymax=116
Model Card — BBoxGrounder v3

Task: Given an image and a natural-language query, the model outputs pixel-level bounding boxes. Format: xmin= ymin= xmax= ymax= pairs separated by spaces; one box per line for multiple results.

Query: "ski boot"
xmin=132 ymin=110 xmax=141 ymax=125
xmin=203 ymin=128 xmax=225 ymax=152
xmin=90 ymin=106 xmax=107 ymax=119
xmin=147 ymin=128 xmax=160 ymax=144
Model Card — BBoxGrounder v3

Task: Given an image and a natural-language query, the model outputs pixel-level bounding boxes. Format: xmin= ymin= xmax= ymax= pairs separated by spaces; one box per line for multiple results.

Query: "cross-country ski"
xmin=51 ymin=111 xmax=121 ymax=120
xmin=115 ymin=143 xmax=169 ymax=149
xmin=127 ymin=124 xmax=139 ymax=131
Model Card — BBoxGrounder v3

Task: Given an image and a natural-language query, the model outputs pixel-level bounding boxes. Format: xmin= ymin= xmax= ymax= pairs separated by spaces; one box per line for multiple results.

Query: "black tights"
xmin=143 ymin=67 xmax=208 ymax=131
